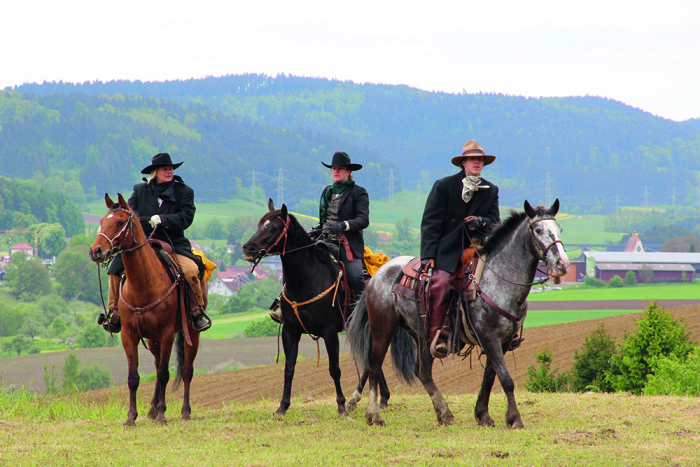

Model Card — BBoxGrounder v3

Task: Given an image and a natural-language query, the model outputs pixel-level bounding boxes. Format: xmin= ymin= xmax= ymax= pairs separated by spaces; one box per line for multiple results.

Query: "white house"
xmin=10 ymin=242 xmax=34 ymax=258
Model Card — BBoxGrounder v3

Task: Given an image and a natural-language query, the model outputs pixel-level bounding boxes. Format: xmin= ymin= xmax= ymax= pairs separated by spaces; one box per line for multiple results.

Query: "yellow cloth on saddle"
xmin=363 ymin=246 xmax=390 ymax=276
xmin=192 ymin=248 xmax=217 ymax=283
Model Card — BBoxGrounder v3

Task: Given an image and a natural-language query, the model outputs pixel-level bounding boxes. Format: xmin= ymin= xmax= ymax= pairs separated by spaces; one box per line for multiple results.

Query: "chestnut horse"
xmin=89 ymin=193 xmax=207 ymax=426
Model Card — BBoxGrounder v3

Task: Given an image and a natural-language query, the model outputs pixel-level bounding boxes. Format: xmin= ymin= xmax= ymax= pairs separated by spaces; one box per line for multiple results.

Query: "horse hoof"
xmin=124 ymin=420 xmax=136 ymax=427
xmin=379 ymin=401 xmax=389 ymax=409
xmin=346 ymin=400 xmax=357 ymax=413
xmin=440 ymin=417 xmax=456 ymax=426
xmin=181 ymin=414 xmax=192 ymax=421
xmin=273 ymin=410 xmax=286 ymax=419
xmin=509 ymin=420 xmax=525 ymax=429
xmin=366 ymin=414 xmax=385 ymax=427
xmin=156 ymin=418 xmax=168 ymax=426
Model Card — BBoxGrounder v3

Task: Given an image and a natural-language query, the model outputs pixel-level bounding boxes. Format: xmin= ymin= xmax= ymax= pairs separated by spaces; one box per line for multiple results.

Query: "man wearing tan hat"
xmin=420 ymin=140 xmax=500 ymax=358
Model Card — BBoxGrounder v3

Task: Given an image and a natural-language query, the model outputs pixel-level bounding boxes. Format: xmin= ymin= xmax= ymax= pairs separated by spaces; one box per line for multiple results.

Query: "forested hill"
xmin=0 ymin=90 xmax=392 ymax=205
xmin=7 ymin=74 xmax=700 ymax=212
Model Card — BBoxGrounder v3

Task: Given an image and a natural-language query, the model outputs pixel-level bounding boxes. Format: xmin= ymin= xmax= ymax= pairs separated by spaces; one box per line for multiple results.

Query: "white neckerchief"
xmin=461 ymin=175 xmax=489 ymax=203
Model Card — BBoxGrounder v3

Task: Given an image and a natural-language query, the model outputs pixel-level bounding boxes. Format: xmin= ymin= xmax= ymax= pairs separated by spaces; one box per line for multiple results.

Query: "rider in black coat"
xmin=420 ymin=140 xmax=500 ymax=358
xmin=99 ymin=152 xmax=210 ymax=333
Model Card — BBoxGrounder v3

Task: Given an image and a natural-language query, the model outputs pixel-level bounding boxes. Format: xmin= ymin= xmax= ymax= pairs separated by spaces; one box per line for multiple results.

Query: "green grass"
xmin=528 ymin=282 xmax=700 ymax=301
xmin=203 ymin=310 xmax=272 ymax=339
xmin=1 ymin=391 xmax=699 ymax=465
xmin=524 ymin=309 xmax=641 ymax=328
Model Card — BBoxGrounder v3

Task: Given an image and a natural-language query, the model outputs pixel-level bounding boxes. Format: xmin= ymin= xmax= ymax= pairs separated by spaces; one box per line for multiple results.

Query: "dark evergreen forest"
xmin=6 ymin=74 xmax=700 ymax=213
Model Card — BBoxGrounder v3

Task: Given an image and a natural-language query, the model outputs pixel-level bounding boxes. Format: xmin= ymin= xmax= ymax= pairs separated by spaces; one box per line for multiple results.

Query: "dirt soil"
xmin=5 ymin=301 xmax=700 ymax=409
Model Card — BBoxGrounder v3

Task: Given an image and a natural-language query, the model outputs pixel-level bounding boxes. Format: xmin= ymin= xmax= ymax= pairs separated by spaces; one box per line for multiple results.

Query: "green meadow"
xmin=528 ymin=282 xmax=700 ymax=302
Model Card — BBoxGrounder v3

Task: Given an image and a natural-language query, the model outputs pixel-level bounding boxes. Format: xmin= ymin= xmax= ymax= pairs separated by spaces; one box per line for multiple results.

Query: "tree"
xmin=53 ymin=244 xmax=108 ymax=303
xmin=51 ymin=316 xmax=68 ymax=336
xmin=639 ymin=264 xmax=654 ymax=284
xmin=2 ymin=335 xmax=33 ymax=356
xmin=0 ymin=303 xmax=26 ymax=338
xmin=606 ymin=302 xmax=696 ymax=395
xmin=624 ymin=270 xmax=636 ymax=285
xmin=19 ymin=318 xmax=45 ymax=341
xmin=76 ymin=363 xmax=112 ymax=391
xmin=62 ymin=353 xmax=80 ymax=393
xmin=76 ymin=324 xmax=110 ymax=348
xmin=571 ymin=324 xmax=617 ymax=392
xmin=43 ymin=364 xmax=60 ymax=395
xmin=5 ymin=252 xmax=53 ymax=300
xmin=644 ymin=350 xmax=700 ymax=397
xmin=608 ymin=275 xmax=624 ymax=288
xmin=37 ymin=223 xmax=68 ymax=258
xmin=525 ymin=349 xmax=569 ymax=392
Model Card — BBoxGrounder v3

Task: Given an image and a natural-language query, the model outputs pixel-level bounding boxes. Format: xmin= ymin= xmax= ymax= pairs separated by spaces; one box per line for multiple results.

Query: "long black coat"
xmin=107 ymin=176 xmax=203 ymax=274
xmin=420 ymin=170 xmax=500 ymax=273
xmin=319 ymin=184 xmax=369 ymax=259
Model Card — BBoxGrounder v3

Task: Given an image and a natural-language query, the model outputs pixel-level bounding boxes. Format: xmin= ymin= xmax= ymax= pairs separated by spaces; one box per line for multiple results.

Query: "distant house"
xmin=209 ymin=266 xmax=251 ymax=297
xmin=580 ymin=251 xmax=700 ymax=283
xmin=10 ymin=242 xmax=34 ymax=258
xmin=624 ymin=233 xmax=644 ymax=253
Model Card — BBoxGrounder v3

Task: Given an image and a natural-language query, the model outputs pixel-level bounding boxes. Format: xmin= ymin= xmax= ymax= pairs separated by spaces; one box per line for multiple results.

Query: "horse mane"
xmin=481 ymin=204 xmax=552 ymax=256
xmin=263 ymin=210 xmax=338 ymax=276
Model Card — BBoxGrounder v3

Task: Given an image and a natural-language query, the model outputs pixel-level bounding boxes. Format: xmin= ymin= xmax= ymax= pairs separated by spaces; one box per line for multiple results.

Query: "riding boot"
xmin=191 ymin=305 xmax=212 ymax=332
xmin=269 ymin=294 xmax=282 ymax=324
xmin=428 ymin=270 xmax=455 ymax=359
xmin=98 ymin=274 xmax=122 ymax=333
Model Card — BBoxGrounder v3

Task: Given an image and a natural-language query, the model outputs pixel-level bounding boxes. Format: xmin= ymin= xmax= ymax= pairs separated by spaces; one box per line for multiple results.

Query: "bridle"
xmin=527 ymin=217 xmax=565 ymax=264
xmin=249 ymin=214 xmax=290 ymax=269
xmin=97 ymin=206 xmax=154 ymax=258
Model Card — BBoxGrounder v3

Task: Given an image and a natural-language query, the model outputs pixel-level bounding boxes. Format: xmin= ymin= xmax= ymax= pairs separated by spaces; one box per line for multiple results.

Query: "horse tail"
xmin=347 ymin=291 xmax=371 ymax=370
xmin=347 ymin=291 xmax=417 ymax=385
xmin=173 ymin=331 xmax=185 ymax=390
xmin=390 ymin=328 xmax=416 ymax=385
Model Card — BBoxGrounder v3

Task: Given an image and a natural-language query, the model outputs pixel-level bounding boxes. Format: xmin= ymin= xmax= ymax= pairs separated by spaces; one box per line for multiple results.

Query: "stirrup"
xmin=430 ymin=330 xmax=449 ymax=359
xmin=269 ymin=309 xmax=282 ymax=324
xmin=101 ymin=307 xmax=122 ymax=333
xmin=191 ymin=306 xmax=212 ymax=332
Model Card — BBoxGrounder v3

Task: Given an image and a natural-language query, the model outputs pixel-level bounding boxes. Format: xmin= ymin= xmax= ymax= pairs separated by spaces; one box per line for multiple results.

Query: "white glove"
xmin=149 ymin=215 xmax=162 ymax=228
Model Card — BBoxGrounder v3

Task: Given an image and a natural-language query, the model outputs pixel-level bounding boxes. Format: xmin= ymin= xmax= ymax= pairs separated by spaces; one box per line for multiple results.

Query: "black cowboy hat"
xmin=321 ymin=151 xmax=363 ymax=171
xmin=140 ymin=152 xmax=184 ymax=174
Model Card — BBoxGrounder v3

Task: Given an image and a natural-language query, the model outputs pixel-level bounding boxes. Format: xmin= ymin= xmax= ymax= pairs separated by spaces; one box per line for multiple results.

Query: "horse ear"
xmin=268 ymin=198 xmax=275 ymax=212
xmin=281 ymin=204 xmax=288 ymax=217
xmin=105 ymin=193 xmax=114 ymax=208
xmin=524 ymin=200 xmax=536 ymax=218
xmin=550 ymin=198 xmax=560 ymax=216
xmin=117 ymin=193 xmax=128 ymax=209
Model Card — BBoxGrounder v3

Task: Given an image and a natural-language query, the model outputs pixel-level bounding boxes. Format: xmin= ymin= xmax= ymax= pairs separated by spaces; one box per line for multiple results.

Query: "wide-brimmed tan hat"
xmin=451 ymin=140 xmax=496 ymax=167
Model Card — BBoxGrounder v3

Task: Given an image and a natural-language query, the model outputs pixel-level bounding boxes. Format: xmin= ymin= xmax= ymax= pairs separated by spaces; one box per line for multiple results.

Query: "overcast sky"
xmin=2 ymin=0 xmax=698 ymax=121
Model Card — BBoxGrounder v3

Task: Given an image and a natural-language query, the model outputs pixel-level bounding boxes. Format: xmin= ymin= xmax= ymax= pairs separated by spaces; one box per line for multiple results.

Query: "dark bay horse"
xmin=89 ymin=194 xmax=207 ymax=426
xmin=348 ymin=200 xmax=569 ymax=427
xmin=242 ymin=200 xmax=396 ymax=416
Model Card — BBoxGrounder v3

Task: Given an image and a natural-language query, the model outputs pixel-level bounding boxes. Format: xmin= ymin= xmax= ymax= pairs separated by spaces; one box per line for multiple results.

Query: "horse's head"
xmin=89 ymin=193 xmax=136 ymax=263
xmin=524 ymin=198 xmax=570 ymax=277
xmin=242 ymin=198 xmax=291 ymax=262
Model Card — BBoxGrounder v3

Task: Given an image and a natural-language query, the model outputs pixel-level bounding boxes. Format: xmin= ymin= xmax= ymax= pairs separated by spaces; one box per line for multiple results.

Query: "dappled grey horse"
xmin=347 ymin=200 xmax=569 ymax=427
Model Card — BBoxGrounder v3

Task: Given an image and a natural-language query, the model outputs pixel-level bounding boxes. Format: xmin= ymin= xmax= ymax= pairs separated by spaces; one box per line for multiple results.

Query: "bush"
xmin=243 ymin=318 xmax=280 ymax=337
xmin=609 ymin=275 xmax=624 ymax=288
xmin=583 ymin=276 xmax=606 ymax=287
xmin=76 ymin=363 xmax=112 ymax=391
xmin=571 ymin=324 xmax=617 ymax=392
xmin=644 ymin=350 xmax=700 ymax=396
xmin=606 ymin=302 xmax=696 ymax=395
xmin=525 ymin=349 xmax=570 ymax=393
xmin=624 ymin=270 xmax=637 ymax=285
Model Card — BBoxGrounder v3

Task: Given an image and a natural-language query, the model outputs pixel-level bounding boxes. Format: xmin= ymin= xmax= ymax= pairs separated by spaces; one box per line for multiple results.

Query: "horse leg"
xmin=474 ymin=359 xmax=497 ymax=427
xmin=153 ymin=334 xmax=175 ymax=425
xmin=147 ymin=339 xmax=162 ymax=420
xmin=346 ymin=367 xmax=368 ymax=413
xmin=378 ymin=370 xmax=390 ymax=409
xmin=415 ymin=345 xmax=455 ymax=426
xmin=480 ymin=338 xmax=524 ymax=429
xmin=322 ymin=330 xmax=346 ymax=415
xmin=122 ymin=334 xmax=140 ymax=427
xmin=275 ymin=326 xmax=301 ymax=417
xmin=180 ymin=331 xmax=200 ymax=421
xmin=365 ymin=333 xmax=393 ymax=426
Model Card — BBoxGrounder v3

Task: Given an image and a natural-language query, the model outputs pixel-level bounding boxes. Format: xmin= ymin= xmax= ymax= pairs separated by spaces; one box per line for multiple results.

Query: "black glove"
xmin=420 ymin=258 xmax=434 ymax=271
xmin=308 ymin=223 xmax=322 ymax=234
xmin=330 ymin=222 xmax=345 ymax=236
xmin=465 ymin=216 xmax=486 ymax=231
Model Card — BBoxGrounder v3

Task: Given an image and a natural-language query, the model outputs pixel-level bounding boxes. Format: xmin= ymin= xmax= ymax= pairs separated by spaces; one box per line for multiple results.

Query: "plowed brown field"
xmin=68 ymin=301 xmax=700 ymax=408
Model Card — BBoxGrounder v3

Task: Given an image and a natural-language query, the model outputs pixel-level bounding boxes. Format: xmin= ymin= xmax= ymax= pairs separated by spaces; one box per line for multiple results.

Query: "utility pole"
xmin=389 ymin=169 xmax=395 ymax=218
xmin=251 ymin=169 xmax=257 ymax=209
xmin=643 ymin=186 xmax=649 ymax=207
xmin=544 ymin=172 xmax=552 ymax=206
xmin=277 ymin=168 xmax=285 ymax=206
xmin=616 ymin=193 xmax=620 ymax=214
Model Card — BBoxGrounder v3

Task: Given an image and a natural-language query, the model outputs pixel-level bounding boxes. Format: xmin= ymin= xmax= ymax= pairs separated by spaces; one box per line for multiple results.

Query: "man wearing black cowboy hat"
xmin=98 ymin=152 xmax=211 ymax=333
xmin=269 ymin=151 xmax=369 ymax=323
xmin=420 ymin=140 xmax=500 ymax=358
